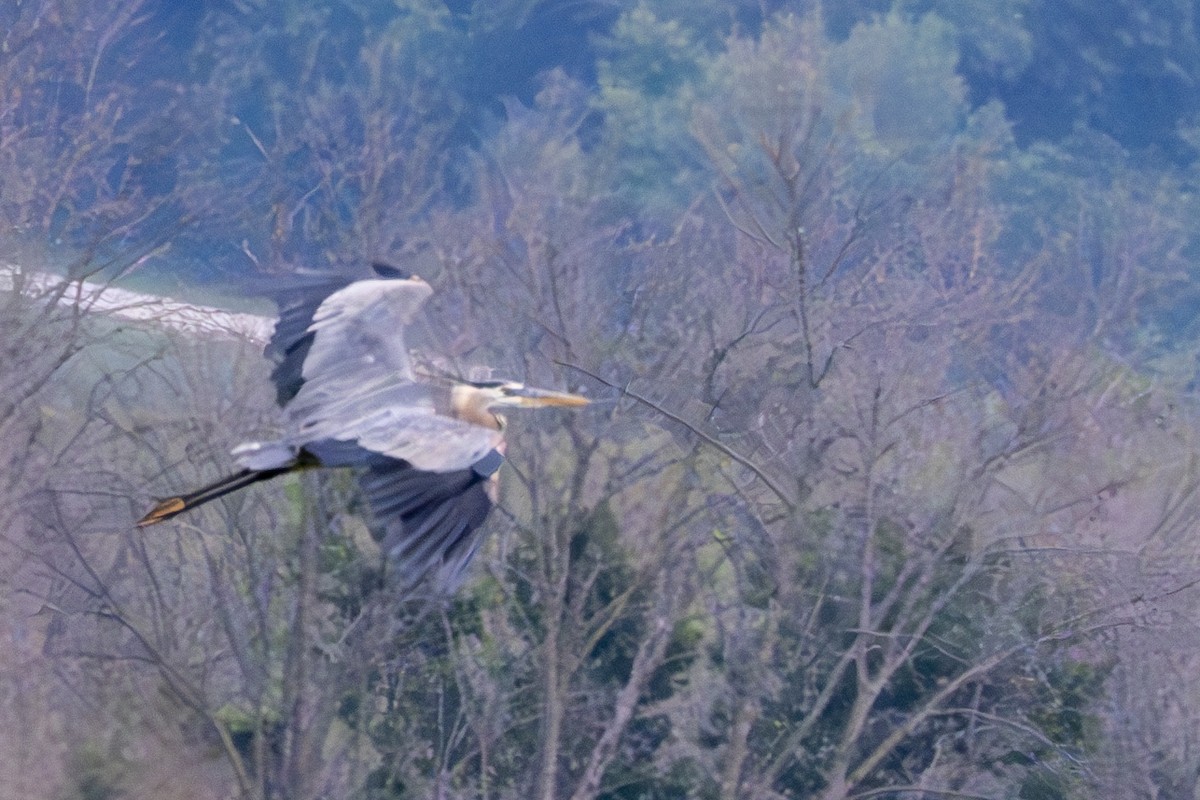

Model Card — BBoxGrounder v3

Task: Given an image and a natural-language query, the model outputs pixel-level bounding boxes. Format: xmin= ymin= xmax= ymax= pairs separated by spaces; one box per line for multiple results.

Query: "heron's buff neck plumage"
xmin=451 ymin=385 xmax=505 ymax=430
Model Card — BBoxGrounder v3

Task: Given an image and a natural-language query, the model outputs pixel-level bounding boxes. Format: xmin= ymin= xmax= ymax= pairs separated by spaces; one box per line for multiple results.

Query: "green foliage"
xmin=898 ymin=0 xmax=1034 ymax=81
xmin=592 ymin=3 xmax=715 ymax=216
xmin=1029 ymin=661 xmax=1110 ymax=750
xmin=574 ymin=501 xmax=646 ymax=679
xmin=826 ymin=12 xmax=968 ymax=155
xmin=1004 ymin=0 xmax=1200 ymax=158
xmin=191 ymin=0 xmax=471 ymax=268
xmin=62 ymin=741 xmax=125 ymax=800
xmin=0 ymin=2 xmax=205 ymax=281
xmin=15 ymin=2 xmax=1200 ymax=799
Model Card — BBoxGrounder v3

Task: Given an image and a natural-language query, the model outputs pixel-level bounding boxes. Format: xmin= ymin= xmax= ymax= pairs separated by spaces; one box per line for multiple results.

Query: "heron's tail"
xmin=137 ymin=467 xmax=291 ymax=527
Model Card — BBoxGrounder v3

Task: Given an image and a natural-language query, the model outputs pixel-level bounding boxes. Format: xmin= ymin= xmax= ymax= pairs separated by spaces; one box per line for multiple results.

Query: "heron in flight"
xmin=138 ymin=263 xmax=588 ymax=589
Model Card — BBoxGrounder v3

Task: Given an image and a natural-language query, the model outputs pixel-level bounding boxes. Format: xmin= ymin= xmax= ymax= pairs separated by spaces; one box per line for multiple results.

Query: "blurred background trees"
xmin=4 ymin=0 xmax=1200 ymax=798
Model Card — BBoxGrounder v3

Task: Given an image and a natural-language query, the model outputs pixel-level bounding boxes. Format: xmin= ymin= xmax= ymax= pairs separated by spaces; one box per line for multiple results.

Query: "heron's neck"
xmin=452 ymin=385 xmax=505 ymax=430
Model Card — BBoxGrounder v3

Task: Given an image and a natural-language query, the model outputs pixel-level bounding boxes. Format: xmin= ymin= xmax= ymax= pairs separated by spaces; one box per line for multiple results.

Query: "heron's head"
xmin=452 ymin=380 xmax=589 ymax=429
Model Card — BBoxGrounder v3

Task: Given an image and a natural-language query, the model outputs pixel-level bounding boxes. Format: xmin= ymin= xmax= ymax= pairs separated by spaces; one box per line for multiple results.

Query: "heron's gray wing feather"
xmin=303 ymin=278 xmax=432 ymax=386
xmin=288 ymin=378 xmax=498 ymax=472
xmin=267 ymin=274 xmax=355 ymax=405
xmin=354 ymin=411 xmax=499 ymax=472
xmin=357 ymin=449 xmax=504 ymax=590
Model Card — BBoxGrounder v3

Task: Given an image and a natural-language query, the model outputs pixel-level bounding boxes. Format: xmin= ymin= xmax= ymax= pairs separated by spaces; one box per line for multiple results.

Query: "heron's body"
xmin=138 ymin=264 xmax=586 ymax=590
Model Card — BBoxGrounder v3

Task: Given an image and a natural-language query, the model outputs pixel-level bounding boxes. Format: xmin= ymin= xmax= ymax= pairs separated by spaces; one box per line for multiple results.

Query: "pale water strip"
xmin=0 ymin=263 xmax=273 ymax=344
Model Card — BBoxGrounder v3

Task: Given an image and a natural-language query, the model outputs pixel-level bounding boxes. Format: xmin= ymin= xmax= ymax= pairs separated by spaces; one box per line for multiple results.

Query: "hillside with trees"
xmin=3 ymin=2 xmax=1200 ymax=798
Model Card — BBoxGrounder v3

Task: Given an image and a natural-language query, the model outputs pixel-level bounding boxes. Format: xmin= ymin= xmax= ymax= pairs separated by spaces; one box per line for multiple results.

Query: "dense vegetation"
xmin=3 ymin=1 xmax=1200 ymax=798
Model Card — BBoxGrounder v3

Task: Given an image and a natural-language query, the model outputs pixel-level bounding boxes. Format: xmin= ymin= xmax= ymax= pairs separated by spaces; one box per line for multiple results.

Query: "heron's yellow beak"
xmin=508 ymin=387 xmax=590 ymax=408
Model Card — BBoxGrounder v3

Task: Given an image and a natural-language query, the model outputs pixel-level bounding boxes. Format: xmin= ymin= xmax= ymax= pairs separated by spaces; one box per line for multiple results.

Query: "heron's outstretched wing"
xmin=356 ymin=448 xmax=505 ymax=590
xmin=267 ymin=274 xmax=354 ymax=405
xmin=288 ymin=378 xmax=500 ymax=472
xmin=302 ymin=275 xmax=432 ymax=387
xmin=265 ymin=263 xmax=426 ymax=405
xmin=271 ymin=266 xmax=498 ymax=472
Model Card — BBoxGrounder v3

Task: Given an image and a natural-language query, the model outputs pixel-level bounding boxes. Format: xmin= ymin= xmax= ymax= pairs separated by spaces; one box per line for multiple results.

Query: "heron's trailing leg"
xmin=137 ymin=467 xmax=292 ymax=527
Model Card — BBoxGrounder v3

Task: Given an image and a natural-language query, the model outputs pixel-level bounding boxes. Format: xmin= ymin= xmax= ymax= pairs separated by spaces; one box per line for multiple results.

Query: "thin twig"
xmin=554 ymin=360 xmax=797 ymax=511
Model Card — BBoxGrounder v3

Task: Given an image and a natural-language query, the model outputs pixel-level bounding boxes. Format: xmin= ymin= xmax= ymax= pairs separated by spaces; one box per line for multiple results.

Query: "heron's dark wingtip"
xmin=371 ymin=261 xmax=414 ymax=280
xmin=136 ymin=497 xmax=186 ymax=527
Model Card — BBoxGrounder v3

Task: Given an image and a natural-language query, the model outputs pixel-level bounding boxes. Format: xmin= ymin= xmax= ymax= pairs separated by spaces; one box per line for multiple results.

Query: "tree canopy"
xmin=3 ymin=2 xmax=1200 ymax=799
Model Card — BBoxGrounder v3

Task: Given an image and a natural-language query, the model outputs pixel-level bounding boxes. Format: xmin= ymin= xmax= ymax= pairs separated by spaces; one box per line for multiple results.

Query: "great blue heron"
xmin=138 ymin=263 xmax=588 ymax=589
